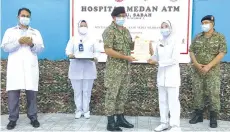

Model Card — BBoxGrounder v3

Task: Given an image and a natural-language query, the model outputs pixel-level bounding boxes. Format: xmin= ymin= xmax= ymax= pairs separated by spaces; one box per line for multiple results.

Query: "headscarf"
xmin=77 ymin=20 xmax=88 ymax=40
xmin=161 ymin=20 xmax=173 ymax=39
xmin=160 ymin=20 xmax=175 ymax=46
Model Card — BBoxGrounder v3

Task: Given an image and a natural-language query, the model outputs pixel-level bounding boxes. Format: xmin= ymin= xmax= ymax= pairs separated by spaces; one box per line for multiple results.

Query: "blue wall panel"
xmin=1 ymin=0 xmax=70 ymax=60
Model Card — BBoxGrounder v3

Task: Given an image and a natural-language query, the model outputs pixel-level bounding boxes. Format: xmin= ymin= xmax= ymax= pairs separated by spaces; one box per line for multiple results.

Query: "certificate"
xmin=132 ymin=38 xmax=151 ymax=62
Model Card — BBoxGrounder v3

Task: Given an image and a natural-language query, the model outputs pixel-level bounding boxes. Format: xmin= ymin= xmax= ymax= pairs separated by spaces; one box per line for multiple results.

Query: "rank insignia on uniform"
xmin=211 ymin=16 xmax=214 ymax=21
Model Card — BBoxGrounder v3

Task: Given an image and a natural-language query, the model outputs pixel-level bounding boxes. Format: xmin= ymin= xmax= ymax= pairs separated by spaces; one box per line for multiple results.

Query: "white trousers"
xmin=158 ymin=86 xmax=180 ymax=127
xmin=71 ymin=79 xmax=94 ymax=113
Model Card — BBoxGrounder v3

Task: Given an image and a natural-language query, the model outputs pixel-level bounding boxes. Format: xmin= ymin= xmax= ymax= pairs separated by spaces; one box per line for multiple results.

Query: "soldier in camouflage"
xmin=102 ymin=6 xmax=136 ymax=131
xmin=189 ymin=15 xmax=227 ymax=128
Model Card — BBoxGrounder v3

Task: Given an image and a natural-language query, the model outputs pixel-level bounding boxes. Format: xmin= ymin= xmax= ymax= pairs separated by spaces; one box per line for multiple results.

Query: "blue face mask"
xmin=201 ymin=24 xmax=211 ymax=32
xmin=115 ymin=17 xmax=125 ymax=26
xmin=161 ymin=28 xmax=170 ymax=37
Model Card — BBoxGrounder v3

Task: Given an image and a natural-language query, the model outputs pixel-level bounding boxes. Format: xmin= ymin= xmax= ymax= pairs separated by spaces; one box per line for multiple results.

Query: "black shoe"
xmin=210 ymin=111 xmax=218 ymax=128
xmin=31 ymin=120 xmax=40 ymax=128
xmin=189 ymin=109 xmax=203 ymax=124
xmin=107 ymin=115 xmax=122 ymax=131
xmin=6 ymin=121 xmax=16 ymax=130
xmin=116 ymin=114 xmax=134 ymax=128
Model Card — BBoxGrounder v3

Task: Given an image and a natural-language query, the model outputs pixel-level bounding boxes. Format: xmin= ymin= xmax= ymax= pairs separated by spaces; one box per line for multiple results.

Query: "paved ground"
xmin=1 ymin=114 xmax=229 ymax=132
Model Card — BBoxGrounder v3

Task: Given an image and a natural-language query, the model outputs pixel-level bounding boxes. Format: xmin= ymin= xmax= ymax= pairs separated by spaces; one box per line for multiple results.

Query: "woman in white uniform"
xmin=65 ymin=20 xmax=100 ymax=119
xmin=148 ymin=20 xmax=181 ymax=132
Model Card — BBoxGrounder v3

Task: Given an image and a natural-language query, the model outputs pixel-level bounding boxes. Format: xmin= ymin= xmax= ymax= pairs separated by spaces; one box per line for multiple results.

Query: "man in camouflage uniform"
xmin=189 ymin=15 xmax=227 ymax=128
xmin=102 ymin=6 xmax=136 ymax=131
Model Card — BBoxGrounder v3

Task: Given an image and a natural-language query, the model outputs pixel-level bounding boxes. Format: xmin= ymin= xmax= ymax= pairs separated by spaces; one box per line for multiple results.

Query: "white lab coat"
xmin=65 ymin=36 xmax=100 ymax=80
xmin=1 ymin=26 xmax=44 ymax=91
xmin=152 ymin=37 xmax=181 ymax=87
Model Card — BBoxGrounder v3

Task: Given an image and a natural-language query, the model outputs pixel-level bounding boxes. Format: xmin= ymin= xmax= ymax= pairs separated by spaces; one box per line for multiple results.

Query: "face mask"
xmin=19 ymin=17 xmax=30 ymax=26
xmin=79 ymin=27 xmax=88 ymax=35
xmin=115 ymin=17 xmax=125 ymax=26
xmin=160 ymin=28 xmax=170 ymax=37
xmin=201 ymin=24 xmax=211 ymax=32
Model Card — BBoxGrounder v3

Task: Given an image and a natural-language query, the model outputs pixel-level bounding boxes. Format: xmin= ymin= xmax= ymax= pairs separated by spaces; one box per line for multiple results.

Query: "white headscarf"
xmin=161 ymin=20 xmax=173 ymax=38
xmin=77 ymin=20 xmax=89 ymax=40
xmin=160 ymin=20 xmax=175 ymax=45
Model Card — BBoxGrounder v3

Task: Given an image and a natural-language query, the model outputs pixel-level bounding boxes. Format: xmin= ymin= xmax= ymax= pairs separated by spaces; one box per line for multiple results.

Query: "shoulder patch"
xmin=195 ymin=33 xmax=203 ymax=40
xmin=215 ymin=32 xmax=224 ymax=37
xmin=105 ymin=27 xmax=114 ymax=34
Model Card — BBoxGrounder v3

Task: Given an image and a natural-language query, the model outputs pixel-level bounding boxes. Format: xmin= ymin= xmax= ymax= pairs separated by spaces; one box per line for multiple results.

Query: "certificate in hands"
xmin=132 ymin=38 xmax=151 ymax=62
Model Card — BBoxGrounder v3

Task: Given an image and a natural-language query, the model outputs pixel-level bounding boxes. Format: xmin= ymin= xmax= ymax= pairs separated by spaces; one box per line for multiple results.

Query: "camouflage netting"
xmin=1 ymin=60 xmax=230 ymax=121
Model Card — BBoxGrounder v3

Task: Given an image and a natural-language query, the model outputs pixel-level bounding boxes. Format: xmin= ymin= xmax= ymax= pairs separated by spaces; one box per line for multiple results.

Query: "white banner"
xmin=70 ymin=0 xmax=193 ymax=63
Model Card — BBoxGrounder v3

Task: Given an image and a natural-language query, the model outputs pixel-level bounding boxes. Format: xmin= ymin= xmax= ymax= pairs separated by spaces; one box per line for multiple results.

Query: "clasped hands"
xmin=194 ymin=63 xmax=212 ymax=74
xmin=18 ymin=36 xmax=33 ymax=46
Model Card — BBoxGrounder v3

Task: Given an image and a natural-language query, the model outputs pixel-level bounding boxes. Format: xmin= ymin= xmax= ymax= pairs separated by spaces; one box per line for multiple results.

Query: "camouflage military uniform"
xmin=189 ymin=31 xmax=227 ymax=112
xmin=102 ymin=22 xmax=134 ymax=116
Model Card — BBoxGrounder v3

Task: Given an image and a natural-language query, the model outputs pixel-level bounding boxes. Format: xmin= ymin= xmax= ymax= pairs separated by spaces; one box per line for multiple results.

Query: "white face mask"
xmin=160 ymin=28 xmax=170 ymax=37
xmin=201 ymin=24 xmax=211 ymax=32
xmin=79 ymin=27 xmax=88 ymax=35
xmin=19 ymin=17 xmax=30 ymax=26
xmin=115 ymin=17 xmax=125 ymax=26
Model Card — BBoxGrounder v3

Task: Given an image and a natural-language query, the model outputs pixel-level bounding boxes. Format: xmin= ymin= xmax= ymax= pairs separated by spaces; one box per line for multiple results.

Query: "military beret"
xmin=111 ymin=6 xmax=126 ymax=17
xmin=201 ymin=15 xmax=215 ymax=23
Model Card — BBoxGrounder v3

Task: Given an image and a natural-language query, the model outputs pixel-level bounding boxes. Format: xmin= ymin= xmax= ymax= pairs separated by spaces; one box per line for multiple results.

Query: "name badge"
xmin=79 ymin=40 xmax=84 ymax=52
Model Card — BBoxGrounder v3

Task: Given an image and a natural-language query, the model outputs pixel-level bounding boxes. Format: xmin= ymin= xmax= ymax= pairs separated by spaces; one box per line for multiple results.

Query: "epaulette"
xmin=106 ymin=27 xmax=114 ymax=34
xmin=195 ymin=32 xmax=203 ymax=40
xmin=213 ymin=31 xmax=224 ymax=37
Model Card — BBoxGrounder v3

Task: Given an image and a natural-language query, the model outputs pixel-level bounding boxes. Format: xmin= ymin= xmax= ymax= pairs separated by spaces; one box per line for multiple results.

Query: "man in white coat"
xmin=1 ymin=8 xmax=44 ymax=130
xmin=148 ymin=20 xmax=181 ymax=132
